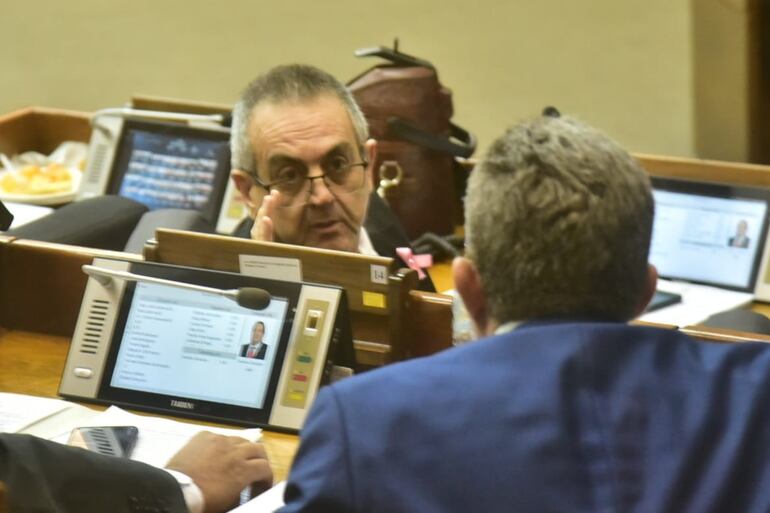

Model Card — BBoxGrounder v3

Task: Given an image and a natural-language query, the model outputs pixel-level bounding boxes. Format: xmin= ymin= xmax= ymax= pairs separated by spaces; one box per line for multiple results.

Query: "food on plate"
xmin=0 ymin=163 xmax=74 ymax=195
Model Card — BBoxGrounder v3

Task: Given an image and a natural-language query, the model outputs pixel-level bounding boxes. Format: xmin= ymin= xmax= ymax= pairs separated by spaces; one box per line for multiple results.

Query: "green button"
xmin=297 ymin=355 xmax=312 ymax=363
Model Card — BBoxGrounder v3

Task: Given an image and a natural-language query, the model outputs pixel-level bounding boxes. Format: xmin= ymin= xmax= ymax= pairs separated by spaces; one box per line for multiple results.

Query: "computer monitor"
xmin=649 ymin=177 xmax=770 ymax=291
xmin=60 ymin=257 xmax=354 ymax=432
xmin=79 ymin=114 xmax=244 ymax=232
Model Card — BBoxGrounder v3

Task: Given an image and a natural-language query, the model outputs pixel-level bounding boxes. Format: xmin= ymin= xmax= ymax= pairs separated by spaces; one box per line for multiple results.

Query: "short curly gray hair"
xmin=464 ymin=113 xmax=654 ymax=323
xmin=230 ymin=64 xmax=369 ymax=175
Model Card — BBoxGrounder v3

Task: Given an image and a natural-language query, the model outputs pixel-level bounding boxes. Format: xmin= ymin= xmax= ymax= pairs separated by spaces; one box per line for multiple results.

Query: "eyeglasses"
xmin=252 ymin=159 xmax=369 ymax=208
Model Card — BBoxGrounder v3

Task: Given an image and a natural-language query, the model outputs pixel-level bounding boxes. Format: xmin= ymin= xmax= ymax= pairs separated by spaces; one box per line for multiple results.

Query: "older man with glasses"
xmin=229 ymin=65 xmax=433 ymax=292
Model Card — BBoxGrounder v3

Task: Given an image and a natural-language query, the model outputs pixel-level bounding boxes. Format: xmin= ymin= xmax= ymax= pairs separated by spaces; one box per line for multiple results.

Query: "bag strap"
xmin=386 ymin=117 xmax=477 ymax=159
xmin=354 ymin=42 xmax=435 ymax=69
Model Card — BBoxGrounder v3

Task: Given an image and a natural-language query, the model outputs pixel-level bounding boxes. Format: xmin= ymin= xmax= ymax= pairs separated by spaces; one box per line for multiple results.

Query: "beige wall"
xmin=1 ymin=0 xmax=694 ymax=157
xmin=692 ymin=0 xmax=754 ymax=162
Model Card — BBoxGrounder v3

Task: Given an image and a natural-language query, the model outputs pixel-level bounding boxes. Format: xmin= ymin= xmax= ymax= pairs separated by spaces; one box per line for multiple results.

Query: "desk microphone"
xmin=82 ymin=264 xmax=271 ymax=311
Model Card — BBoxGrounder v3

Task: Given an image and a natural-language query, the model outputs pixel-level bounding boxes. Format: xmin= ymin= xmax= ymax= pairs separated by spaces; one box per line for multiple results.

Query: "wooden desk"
xmin=0 ymin=328 xmax=299 ymax=483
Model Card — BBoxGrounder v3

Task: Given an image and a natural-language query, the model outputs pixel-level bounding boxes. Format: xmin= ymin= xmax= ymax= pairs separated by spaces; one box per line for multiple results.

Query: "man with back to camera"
xmin=229 ymin=64 xmax=434 ymax=291
xmin=1 ymin=430 xmax=272 ymax=513
xmin=240 ymin=320 xmax=268 ymax=360
xmin=277 ymin=109 xmax=770 ymax=513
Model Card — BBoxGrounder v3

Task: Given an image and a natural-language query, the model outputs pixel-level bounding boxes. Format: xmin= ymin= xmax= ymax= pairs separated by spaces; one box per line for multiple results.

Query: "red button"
xmin=292 ymin=374 xmax=308 ymax=382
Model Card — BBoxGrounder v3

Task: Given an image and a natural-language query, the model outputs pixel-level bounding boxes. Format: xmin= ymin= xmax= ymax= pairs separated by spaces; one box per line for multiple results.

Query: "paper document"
xmin=229 ymin=481 xmax=287 ymax=512
xmin=1 ymin=394 xmax=263 ymax=469
xmin=239 ymin=254 xmax=302 ymax=282
xmin=638 ymin=279 xmax=754 ymax=327
xmin=48 ymin=405 xmax=262 ymax=467
xmin=0 ymin=393 xmax=74 ymax=433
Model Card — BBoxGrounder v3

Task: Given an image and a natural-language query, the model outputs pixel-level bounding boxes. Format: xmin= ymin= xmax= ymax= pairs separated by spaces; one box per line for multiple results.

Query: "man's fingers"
xmin=261 ymin=216 xmax=274 ymax=241
xmin=242 ymin=456 xmax=273 ymax=477
xmin=241 ymin=442 xmax=269 ymax=461
xmin=250 ymin=215 xmax=273 ymax=241
xmin=242 ymin=457 xmax=274 ymax=489
xmin=223 ymin=436 xmax=269 ymax=460
xmin=252 ymin=191 xmax=278 ymax=242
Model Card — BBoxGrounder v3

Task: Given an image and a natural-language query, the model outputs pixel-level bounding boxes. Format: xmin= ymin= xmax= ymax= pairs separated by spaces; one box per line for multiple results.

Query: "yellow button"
xmin=362 ymin=291 xmax=387 ymax=309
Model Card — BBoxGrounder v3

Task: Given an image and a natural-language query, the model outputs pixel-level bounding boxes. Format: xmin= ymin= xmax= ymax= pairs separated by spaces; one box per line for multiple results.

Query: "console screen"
xmin=650 ymin=189 xmax=768 ymax=289
xmin=116 ymin=128 xmax=229 ymax=212
xmin=110 ymin=281 xmax=289 ymax=409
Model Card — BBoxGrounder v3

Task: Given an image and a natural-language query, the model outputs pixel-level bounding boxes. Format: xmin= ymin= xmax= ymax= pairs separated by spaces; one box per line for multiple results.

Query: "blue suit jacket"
xmin=279 ymin=321 xmax=770 ymax=513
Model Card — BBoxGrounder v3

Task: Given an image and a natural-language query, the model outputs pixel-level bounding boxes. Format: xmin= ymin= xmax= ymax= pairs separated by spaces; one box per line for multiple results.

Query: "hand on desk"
xmin=166 ymin=431 xmax=273 ymax=513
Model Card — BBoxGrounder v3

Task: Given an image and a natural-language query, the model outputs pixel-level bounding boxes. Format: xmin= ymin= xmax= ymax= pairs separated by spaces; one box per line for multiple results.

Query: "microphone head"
xmin=236 ymin=288 xmax=272 ymax=310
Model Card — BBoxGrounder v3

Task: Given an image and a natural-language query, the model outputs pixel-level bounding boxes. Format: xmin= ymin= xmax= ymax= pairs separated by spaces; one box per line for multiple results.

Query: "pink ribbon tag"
xmin=396 ymin=247 xmax=433 ymax=280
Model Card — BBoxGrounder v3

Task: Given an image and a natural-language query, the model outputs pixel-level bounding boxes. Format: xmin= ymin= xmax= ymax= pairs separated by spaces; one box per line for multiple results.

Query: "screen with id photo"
xmin=109 ymin=281 xmax=289 ymax=410
xmin=60 ymin=258 xmax=353 ymax=432
xmin=650 ymin=186 xmax=769 ymax=289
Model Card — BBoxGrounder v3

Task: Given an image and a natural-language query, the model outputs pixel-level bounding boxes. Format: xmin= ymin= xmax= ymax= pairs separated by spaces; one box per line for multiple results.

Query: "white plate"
xmin=0 ymin=167 xmax=82 ymax=206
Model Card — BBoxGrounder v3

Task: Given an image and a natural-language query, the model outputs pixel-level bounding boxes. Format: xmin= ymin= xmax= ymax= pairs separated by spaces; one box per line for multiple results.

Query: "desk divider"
xmin=680 ymin=325 xmax=770 ymax=344
xmin=406 ymin=290 xmax=453 ymax=357
xmin=130 ymin=94 xmax=231 ymax=117
xmin=0 ymin=106 xmax=91 ymax=157
xmin=634 ymin=153 xmax=770 ymax=188
xmin=0 ymin=239 xmax=140 ymax=336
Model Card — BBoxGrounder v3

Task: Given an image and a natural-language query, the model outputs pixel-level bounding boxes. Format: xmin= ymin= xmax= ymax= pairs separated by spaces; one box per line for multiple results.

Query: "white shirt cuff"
xmin=164 ymin=468 xmax=205 ymax=513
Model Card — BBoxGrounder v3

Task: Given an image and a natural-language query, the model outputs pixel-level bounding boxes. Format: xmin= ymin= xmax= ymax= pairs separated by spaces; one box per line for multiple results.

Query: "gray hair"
xmin=464 ymin=113 xmax=654 ymax=323
xmin=230 ymin=64 xmax=369 ymax=174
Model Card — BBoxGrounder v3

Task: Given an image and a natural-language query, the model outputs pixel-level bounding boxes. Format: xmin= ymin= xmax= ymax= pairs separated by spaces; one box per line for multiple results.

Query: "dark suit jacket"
xmin=279 ymin=321 xmax=770 ymax=513
xmin=232 ymin=193 xmax=436 ymax=292
xmin=0 ymin=433 xmax=186 ymax=513
xmin=240 ymin=342 xmax=267 ymax=359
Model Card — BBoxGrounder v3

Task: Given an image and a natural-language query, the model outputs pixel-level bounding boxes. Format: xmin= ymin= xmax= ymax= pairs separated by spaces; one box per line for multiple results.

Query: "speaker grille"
xmin=85 ymin=144 xmax=108 ymax=185
xmin=79 ymin=299 xmax=109 ymax=355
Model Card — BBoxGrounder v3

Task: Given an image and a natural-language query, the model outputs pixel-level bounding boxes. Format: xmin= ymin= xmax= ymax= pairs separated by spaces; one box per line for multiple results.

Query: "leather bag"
xmin=348 ymin=43 xmax=476 ymax=239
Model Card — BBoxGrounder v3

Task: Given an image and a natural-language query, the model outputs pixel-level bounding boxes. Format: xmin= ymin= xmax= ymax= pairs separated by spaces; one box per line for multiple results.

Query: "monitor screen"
xmin=108 ymin=119 xmax=231 ymax=224
xmin=649 ymin=178 xmax=770 ymax=290
xmin=109 ymin=281 xmax=289 ymax=410
xmin=97 ymin=263 xmax=303 ymax=425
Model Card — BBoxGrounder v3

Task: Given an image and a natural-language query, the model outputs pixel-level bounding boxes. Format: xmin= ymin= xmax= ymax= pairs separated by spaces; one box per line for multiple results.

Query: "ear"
xmin=230 ymin=170 xmax=261 ymax=217
xmin=363 ymin=139 xmax=377 ymax=191
xmin=633 ymin=264 xmax=658 ymax=318
xmin=452 ymin=257 xmax=494 ymax=336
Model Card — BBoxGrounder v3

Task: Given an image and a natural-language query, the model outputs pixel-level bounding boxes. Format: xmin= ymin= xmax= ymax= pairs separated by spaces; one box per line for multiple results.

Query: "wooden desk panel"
xmin=0 ymin=240 xmax=141 ymax=336
xmin=407 ymin=291 xmax=453 ymax=357
xmin=634 ymin=153 xmax=770 ymax=188
xmin=0 ymin=330 xmax=68 ymax=396
xmin=0 ymin=329 xmax=299 ymax=483
xmin=0 ymin=107 xmax=91 ymax=157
